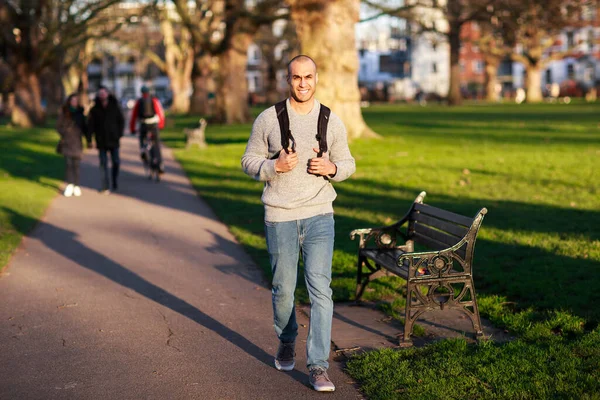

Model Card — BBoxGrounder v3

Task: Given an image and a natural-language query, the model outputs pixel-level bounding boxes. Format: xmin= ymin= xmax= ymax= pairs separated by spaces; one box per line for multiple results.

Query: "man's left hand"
xmin=307 ymin=148 xmax=337 ymax=177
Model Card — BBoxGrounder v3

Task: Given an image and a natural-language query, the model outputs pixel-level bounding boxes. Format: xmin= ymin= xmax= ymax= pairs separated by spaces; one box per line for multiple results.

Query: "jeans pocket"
xmin=265 ymin=220 xmax=278 ymax=228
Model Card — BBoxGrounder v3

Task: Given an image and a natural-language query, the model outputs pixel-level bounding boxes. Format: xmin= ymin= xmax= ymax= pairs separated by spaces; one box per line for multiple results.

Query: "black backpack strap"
xmin=275 ymin=100 xmax=294 ymax=154
xmin=316 ymin=104 xmax=331 ymax=157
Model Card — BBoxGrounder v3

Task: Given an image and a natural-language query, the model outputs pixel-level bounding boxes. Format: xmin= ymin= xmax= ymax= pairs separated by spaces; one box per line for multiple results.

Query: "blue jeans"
xmin=99 ymin=148 xmax=120 ymax=190
xmin=265 ymin=213 xmax=335 ymax=370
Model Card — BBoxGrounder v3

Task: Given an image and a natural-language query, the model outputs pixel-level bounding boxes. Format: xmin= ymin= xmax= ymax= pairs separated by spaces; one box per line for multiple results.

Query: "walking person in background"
xmin=241 ymin=55 xmax=355 ymax=392
xmin=56 ymin=94 xmax=91 ymax=197
xmin=129 ymin=86 xmax=165 ymax=173
xmin=88 ymin=86 xmax=125 ymax=194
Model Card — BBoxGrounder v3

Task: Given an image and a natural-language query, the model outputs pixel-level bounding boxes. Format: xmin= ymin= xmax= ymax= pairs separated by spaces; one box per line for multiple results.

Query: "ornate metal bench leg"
xmin=400 ymin=282 xmax=414 ymax=347
xmin=469 ymin=278 xmax=484 ymax=341
xmin=355 ymin=255 xmax=365 ymax=303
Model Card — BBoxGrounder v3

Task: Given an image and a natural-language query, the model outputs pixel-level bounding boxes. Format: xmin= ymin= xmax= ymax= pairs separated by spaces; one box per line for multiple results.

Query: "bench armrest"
xmin=350 ymin=191 xmax=427 ymax=249
xmin=397 ymin=236 xmax=470 ymax=279
xmin=350 ymin=216 xmax=410 ymax=249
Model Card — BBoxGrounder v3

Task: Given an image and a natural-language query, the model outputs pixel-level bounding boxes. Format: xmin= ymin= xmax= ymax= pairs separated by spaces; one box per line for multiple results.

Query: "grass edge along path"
xmin=163 ymin=102 xmax=599 ymax=399
xmin=0 ymin=124 xmax=64 ymax=272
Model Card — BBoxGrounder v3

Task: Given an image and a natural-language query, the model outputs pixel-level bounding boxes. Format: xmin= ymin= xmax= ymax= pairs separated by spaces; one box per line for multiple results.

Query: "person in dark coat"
xmin=88 ymin=86 xmax=125 ymax=193
xmin=56 ymin=93 xmax=91 ymax=197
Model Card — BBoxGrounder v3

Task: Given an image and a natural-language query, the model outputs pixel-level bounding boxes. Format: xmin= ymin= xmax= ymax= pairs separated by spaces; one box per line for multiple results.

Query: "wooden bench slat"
xmin=412 ymin=212 xmax=469 ymax=238
xmin=412 ymin=232 xmax=467 ymax=259
xmin=414 ymin=222 xmax=461 ymax=248
xmin=414 ymin=203 xmax=473 ymax=227
xmin=360 ymin=249 xmax=409 ymax=278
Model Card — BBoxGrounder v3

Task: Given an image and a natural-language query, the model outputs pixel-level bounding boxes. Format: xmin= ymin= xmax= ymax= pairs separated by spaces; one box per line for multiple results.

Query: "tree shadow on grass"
xmin=0 ymin=128 xmax=64 ymax=190
xmin=1 ymin=206 xmax=309 ymax=385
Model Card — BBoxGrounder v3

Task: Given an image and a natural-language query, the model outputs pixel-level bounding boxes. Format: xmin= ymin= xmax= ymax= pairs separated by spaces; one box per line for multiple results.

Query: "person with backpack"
xmin=129 ymin=86 xmax=165 ymax=173
xmin=88 ymin=86 xmax=125 ymax=194
xmin=241 ymin=55 xmax=355 ymax=392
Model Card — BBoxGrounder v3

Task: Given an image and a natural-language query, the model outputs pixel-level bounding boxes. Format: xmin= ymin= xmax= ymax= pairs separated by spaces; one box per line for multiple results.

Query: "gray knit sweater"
xmin=241 ymin=99 xmax=356 ymax=222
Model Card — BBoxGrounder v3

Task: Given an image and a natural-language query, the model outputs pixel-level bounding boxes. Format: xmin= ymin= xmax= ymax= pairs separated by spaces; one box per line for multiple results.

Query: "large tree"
xmin=0 ymin=0 xmax=124 ymax=126
xmin=173 ymin=0 xmax=285 ymax=123
xmin=142 ymin=3 xmax=194 ymax=114
xmin=363 ymin=0 xmax=496 ymax=106
xmin=502 ymin=0 xmax=583 ymax=103
xmin=473 ymin=15 xmax=515 ymax=102
xmin=255 ymin=20 xmax=300 ymax=104
xmin=287 ymin=0 xmax=377 ymax=139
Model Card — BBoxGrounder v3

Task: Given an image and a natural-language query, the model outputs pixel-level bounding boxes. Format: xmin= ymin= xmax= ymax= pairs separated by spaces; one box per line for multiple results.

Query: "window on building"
xmin=432 ymin=63 xmax=437 ymax=73
xmin=546 ymin=69 xmax=552 ymax=84
xmin=432 ymin=42 xmax=437 ymax=51
xmin=248 ymin=46 xmax=261 ymax=64
xmin=472 ymin=45 xmax=479 ymax=53
xmin=460 ymin=61 xmax=465 ymax=73
xmin=584 ymin=66 xmax=593 ymax=82
xmin=567 ymin=31 xmax=575 ymax=48
xmin=253 ymin=75 xmax=261 ymax=92
xmin=582 ymin=4 xmax=595 ymax=21
xmin=398 ymin=38 xmax=407 ymax=51
xmin=588 ymin=29 xmax=595 ymax=50
xmin=567 ymin=64 xmax=575 ymax=79
xmin=473 ymin=60 xmax=484 ymax=74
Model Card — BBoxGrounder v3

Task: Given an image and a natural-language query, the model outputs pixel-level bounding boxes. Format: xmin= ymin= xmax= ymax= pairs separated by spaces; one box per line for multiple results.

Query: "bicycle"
xmin=141 ymin=132 xmax=161 ymax=182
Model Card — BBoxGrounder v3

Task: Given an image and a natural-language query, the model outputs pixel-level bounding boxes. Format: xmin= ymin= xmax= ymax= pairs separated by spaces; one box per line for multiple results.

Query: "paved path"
xmin=0 ymin=137 xmax=364 ymax=399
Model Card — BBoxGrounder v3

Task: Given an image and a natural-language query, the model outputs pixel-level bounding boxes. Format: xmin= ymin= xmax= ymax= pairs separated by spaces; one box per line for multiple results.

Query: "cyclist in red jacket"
xmin=130 ymin=86 xmax=165 ymax=172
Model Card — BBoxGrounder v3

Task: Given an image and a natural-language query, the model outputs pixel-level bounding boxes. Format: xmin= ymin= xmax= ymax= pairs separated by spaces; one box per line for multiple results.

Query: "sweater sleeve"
xmin=241 ymin=110 xmax=278 ymax=182
xmin=327 ymin=113 xmax=356 ymax=182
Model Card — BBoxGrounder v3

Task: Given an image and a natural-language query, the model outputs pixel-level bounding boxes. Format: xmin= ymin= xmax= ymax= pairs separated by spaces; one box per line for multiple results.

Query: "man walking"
xmin=241 ymin=55 xmax=355 ymax=392
xmin=88 ymin=86 xmax=125 ymax=193
xmin=129 ymin=86 xmax=165 ymax=173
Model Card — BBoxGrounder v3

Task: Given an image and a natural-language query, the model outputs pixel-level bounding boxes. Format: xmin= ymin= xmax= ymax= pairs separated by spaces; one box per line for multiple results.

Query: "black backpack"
xmin=140 ymin=97 xmax=156 ymax=119
xmin=271 ymin=100 xmax=330 ymax=159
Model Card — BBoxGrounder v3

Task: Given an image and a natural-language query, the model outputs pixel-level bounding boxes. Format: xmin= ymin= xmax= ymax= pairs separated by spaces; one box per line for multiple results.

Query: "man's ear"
xmin=315 ymin=73 xmax=319 ymax=84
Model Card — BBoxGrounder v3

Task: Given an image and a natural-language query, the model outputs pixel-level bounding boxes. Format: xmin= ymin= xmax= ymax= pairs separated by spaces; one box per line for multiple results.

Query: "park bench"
xmin=350 ymin=191 xmax=488 ymax=346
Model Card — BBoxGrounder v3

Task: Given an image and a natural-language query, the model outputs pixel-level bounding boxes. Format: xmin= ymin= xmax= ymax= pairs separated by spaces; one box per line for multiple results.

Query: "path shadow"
xmin=1 ymin=206 xmax=308 ymax=385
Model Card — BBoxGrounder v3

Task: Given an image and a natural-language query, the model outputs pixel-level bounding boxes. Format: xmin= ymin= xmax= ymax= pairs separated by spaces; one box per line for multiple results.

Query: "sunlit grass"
xmin=0 ymin=124 xmax=63 ymax=270
xmin=164 ymin=102 xmax=600 ymax=398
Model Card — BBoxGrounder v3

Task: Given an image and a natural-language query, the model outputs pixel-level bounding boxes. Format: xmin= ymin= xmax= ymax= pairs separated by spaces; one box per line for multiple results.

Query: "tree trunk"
xmin=170 ymin=76 xmax=191 ymax=114
xmin=189 ymin=53 xmax=213 ymax=116
xmin=159 ymin=15 xmax=193 ymax=114
xmin=78 ymin=68 xmax=90 ymax=108
xmin=525 ymin=63 xmax=543 ymax=103
xmin=45 ymin=61 xmax=65 ymax=118
xmin=289 ymin=0 xmax=377 ymax=139
xmin=484 ymin=59 xmax=500 ymax=102
xmin=447 ymin=23 xmax=462 ymax=106
xmin=214 ymin=32 xmax=252 ymax=124
xmin=266 ymin=63 xmax=281 ymax=104
xmin=12 ymin=64 xmax=44 ymax=127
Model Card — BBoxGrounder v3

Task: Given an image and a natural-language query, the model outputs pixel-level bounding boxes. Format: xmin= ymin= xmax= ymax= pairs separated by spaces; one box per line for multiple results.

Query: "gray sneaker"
xmin=274 ymin=341 xmax=295 ymax=371
xmin=309 ymin=368 xmax=335 ymax=392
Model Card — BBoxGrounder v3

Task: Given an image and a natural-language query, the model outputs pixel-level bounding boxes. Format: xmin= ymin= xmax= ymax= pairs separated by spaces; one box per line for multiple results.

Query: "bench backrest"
xmin=408 ymin=203 xmax=475 ymax=260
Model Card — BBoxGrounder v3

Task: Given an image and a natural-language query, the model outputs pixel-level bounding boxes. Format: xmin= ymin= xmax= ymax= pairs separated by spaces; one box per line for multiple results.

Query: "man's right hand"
xmin=275 ymin=148 xmax=298 ymax=173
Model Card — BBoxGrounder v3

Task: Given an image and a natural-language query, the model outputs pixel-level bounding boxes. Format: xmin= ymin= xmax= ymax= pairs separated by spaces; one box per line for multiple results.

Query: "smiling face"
xmin=287 ymin=57 xmax=318 ymax=105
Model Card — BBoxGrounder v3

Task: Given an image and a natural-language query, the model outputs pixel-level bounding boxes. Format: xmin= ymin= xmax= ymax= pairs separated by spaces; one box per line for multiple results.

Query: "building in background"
xmin=458 ymin=22 xmax=485 ymax=99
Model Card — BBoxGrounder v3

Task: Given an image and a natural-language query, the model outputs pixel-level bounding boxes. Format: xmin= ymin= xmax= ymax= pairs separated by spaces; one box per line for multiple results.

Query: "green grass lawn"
xmin=163 ymin=101 xmax=600 ymax=399
xmin=0 ymin=124 xmax=63 ymax=270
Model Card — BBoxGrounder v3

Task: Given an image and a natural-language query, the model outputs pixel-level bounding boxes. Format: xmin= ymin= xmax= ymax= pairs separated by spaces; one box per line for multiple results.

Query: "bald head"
xmin=287 ymin=55 xmax=317 ymax=76
xmin=286 ymin=54 xmax=318 ymax=108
